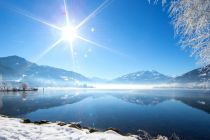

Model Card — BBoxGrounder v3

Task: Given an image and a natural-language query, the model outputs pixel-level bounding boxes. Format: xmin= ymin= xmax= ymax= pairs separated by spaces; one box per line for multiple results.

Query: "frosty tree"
xmin=150 ymin=0 xmax=210 ymax=65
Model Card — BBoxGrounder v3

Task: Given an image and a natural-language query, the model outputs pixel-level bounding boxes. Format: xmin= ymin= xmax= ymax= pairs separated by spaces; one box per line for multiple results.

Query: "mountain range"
xmin=0 ymin=55 xmax=209 ymax=87
xmin=112 ymin=70 xmax=172 ymax=84
xmin=0 ymin=56 xmax=89 ymax=86
xmin=175 ymin=65 xmax=210 ymax=83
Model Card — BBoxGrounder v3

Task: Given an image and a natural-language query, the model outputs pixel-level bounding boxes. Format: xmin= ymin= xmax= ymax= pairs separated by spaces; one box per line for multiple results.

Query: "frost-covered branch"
xmin=150 ymin=0 xmax=210 ymax=65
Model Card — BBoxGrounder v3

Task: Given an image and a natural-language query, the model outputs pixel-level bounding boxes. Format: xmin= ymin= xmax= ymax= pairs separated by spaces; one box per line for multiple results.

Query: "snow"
xmin=0 ymin=116 xmax=139 ymax=140
xmin=199 ymin=73 xmax=207 ymax=77
xmin=197 ymin=100 xmax=206 ymax=105
xmin=60 ymin=76 xmax=69 ymax=81
xmin=118 ymin=71 xmax=169 ymax=82
xmin=22 ymin=74 xmax=27 ymax=77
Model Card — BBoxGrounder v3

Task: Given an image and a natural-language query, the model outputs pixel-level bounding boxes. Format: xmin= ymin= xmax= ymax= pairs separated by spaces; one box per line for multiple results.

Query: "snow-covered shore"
xmin=0 ymin=116 xmax=169 ymax=140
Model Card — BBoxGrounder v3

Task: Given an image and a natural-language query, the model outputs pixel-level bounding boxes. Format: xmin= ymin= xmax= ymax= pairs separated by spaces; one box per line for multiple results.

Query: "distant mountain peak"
xmin=175 ymin=64 xmax=210 ymax=83
xmin=0 ymin=55 xmax=90 ymax=87
xmin=0 ymin=55 xmax=29 ymax=63
xmin=113 ymin=70 xmax=172 ymax=84
xmin=2 ymin=55 xmax=27 ymax=60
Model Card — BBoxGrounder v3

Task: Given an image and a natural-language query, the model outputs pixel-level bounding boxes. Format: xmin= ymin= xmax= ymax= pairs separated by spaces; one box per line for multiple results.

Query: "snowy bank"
xmin=0 ymin=116 xmax=169 ymax=140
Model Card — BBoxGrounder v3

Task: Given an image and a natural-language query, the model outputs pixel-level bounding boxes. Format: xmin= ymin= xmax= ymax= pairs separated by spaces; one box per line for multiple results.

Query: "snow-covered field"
xmin=0 ymin=116 xmax=168 ymax=140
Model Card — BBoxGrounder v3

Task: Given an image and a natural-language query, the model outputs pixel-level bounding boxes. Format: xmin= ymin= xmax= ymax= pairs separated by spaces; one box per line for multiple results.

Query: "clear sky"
xmin=0 ymin=0 xmax=199 ymax=79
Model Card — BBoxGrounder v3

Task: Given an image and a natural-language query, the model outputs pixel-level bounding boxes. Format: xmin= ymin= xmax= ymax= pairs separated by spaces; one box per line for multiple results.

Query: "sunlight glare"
xmin=10 ymin=0 xmax=121 ymax=65
xmin=62 ymin=26 xmax=77 ymax=42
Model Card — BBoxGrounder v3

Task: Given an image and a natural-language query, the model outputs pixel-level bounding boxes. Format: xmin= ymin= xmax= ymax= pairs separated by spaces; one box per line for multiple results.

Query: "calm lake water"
xmin=0 ymin=89 xmax=210 ymax=140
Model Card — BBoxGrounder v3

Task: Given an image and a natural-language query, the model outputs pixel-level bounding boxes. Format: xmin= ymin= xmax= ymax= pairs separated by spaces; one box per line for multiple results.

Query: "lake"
xmin=0 ymin=89 xmax=210 ymax=140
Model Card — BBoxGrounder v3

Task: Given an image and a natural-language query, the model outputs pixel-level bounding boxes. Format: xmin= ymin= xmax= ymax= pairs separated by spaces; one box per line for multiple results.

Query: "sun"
xmin=61 ymin=26 xmax=77 ymax=42
xmin=17 ymin=0 xmax=118 ymax=64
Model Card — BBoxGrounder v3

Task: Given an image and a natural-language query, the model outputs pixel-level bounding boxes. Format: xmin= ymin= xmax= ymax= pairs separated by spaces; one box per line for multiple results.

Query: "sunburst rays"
xmin=9 ymin=0 xmax=123 ymax=67
xmin=75 ymin=0 xmax=112 ymax=30
xmin=12 ymin=7 xmax=62 ymax=31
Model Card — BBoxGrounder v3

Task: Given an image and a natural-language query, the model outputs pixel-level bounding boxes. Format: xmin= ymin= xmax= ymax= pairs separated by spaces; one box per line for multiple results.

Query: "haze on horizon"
xmin=0 ymin=0 xmax=198 ymax=79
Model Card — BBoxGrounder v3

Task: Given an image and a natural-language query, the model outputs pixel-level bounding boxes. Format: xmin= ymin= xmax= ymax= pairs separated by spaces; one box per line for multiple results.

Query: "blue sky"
xmin=0 ymin=0 xmax=198 ymax=79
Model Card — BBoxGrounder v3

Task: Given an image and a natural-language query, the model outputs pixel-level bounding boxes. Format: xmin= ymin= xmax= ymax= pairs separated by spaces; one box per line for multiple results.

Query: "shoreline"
xmin=0 ymin=115 xmax=173 ymax=140
xmin=0 ymin=88 xmax=38 ymax=92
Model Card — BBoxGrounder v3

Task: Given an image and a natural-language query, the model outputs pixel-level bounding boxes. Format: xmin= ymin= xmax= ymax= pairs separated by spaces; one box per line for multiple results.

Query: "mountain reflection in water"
xmin=0 ymin=89 xmax=210 ymax=140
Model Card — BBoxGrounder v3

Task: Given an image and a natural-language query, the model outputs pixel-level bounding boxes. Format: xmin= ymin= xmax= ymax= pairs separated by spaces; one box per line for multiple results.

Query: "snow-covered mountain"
xmin=175 ymin=64 xmax=210 ymax=83
xmin=112 ymin=70 xmax=173 ymax=84
xmin=1 ymin=55 xmax=209 ymax=86
xmin=0 ymin=56 xmax=90 ymax=86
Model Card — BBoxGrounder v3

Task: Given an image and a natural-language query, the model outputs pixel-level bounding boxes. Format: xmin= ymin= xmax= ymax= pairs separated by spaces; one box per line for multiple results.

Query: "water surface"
xmin=0 ymin=89 xmax=210 ymax=140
